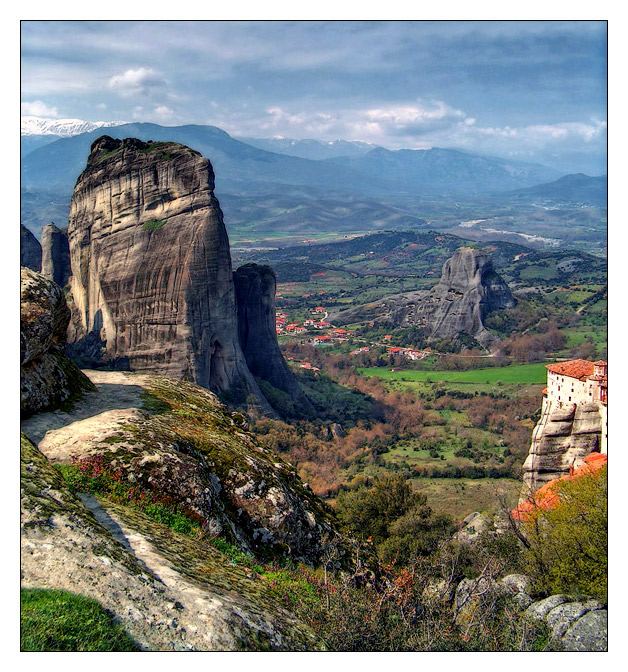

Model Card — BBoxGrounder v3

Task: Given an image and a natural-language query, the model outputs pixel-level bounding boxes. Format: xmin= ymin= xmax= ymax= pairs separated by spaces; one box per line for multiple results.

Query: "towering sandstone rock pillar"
xmin=41 ymin=223 xmax=71 ymax=288
xmin=428 ymin=247 xmax=516 ymax=346
xmin=234 ymin=263 xmax=314 ymax=413
xmin=66 ymin=136 xmax=272 ymax=412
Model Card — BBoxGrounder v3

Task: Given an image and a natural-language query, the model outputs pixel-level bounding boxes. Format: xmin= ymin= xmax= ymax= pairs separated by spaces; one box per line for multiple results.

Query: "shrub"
xmin=523 ymin=465 xmax=607 ymax=600
xmin=142 ymin=219 xmax=166 ymax=231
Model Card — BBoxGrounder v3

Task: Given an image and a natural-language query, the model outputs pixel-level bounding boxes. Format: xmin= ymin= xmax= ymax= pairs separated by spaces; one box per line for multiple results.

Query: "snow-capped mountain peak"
xmin=21 ymin=116 xmax=128 ymax=137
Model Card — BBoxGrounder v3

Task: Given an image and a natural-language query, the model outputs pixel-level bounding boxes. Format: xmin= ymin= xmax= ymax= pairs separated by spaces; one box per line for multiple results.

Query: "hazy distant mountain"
xmin=238 ymin=136 xmax=377 ymax=160
xmin=20 ymin=122 xmax=383 ymax=196
xmin=327 ymin=147 xmax=562 ymax=196
xmin=505 ymin=173 xmax=607 ymax=206
xmin=20 ymin=121 xmax=573 ymax=239
xmin=21 ymin=116 xmax=129 ymax=159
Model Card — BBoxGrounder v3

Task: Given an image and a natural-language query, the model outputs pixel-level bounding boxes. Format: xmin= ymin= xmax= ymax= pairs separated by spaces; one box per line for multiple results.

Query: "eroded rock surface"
xmin=521 ymin=402 xmax=602 ymax=495
xmin=66 ymin=136 xmax=271 ymax=413
xmin=20 ymin=434 xmax=326 ymax=651
xmin=21 ymin=369 xmax=348 ymax=566
xmin=20 ymin=267 xmax=94 ymax=417
xmin=332 ymin=247 xmax=514 ymax=347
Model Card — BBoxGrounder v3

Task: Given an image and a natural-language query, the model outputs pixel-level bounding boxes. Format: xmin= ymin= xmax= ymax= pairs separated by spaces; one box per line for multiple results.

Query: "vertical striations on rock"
xmin=428 ymin=247 xmax=516 ymax=346
xmin=234 ymin=263 xmax=313 ymax=413
xmin=20 ymin=224 xmax=42 ymax=272
xmin=41 ymin=223 xmax=71 ymax=288
xmin=66 ymin=136 xmax=273 ymax=412
xmin=331 ymin=246 xmax=515 ymax=348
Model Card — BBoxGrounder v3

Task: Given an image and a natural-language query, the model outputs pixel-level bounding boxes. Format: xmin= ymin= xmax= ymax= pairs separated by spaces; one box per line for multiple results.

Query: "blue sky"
xmin=20 ymin=20 xmax=607 ymax=173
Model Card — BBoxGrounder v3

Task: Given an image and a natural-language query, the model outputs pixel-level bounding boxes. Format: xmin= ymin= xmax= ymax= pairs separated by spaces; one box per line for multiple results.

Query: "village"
xmin=275 ymin=304 xmax=429 ymax=373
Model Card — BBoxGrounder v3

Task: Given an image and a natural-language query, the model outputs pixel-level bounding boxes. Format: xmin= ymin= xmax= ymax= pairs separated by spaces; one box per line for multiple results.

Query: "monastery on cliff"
xmin=542 ymin=359 xmax=607 ymax=453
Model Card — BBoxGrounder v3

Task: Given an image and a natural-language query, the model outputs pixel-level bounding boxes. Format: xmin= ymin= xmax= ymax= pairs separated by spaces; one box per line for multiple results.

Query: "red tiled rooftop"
xmin=594 ymin=360 xmax=608 ymax=366
xmin=546 ymin=359 xmax=595 ymax=381
xmin=512 ymin=452 xmax=607 ymax=521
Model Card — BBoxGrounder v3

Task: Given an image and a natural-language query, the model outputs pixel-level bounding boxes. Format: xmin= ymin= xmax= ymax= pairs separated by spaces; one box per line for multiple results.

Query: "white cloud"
xmin=154 ymin=105 xmax=175 ymax=121
xmin=20 ymin=100 xmax=58 ymax=117
xmin=108 ymin=67 xmax=166 ymax=98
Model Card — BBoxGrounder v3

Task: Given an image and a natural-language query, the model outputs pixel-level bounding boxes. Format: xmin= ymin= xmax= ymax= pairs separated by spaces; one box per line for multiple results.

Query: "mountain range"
xmin=20 ymin=120 xmax=605 ymax=241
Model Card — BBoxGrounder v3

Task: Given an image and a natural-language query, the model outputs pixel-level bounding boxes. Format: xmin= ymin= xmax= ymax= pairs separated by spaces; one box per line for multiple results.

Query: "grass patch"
xmin=56 ymin=455 xmax=204 ymax=538
xmin=407 ymin=477 xmax=522 ymax=521
xmin=142 ymin=219 xmax=167 ymax=232
xmin=358 ymin=362 xmax=548 ymax=385
xmin=21 ymin=588 xmax=139 ymax=651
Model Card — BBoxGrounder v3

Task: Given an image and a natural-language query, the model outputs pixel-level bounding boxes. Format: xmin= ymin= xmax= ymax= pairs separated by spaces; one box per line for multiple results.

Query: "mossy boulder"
xmin=29 ymin=369 xmax=354 ymax=567
xmin=20 ymin=267 xmax=94 ymax=417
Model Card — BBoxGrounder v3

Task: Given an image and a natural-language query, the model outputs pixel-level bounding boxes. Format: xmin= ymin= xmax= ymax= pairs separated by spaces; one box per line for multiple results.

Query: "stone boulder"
xmin=20 ymin=224 xmax=41 ymax=272
xmin=66 ymin=136 xmax=272 ymax=414
xmin=20 ymin=267 xmax=94 ymax=417
xmin=524 ymin=594 xmax=607 ymax=651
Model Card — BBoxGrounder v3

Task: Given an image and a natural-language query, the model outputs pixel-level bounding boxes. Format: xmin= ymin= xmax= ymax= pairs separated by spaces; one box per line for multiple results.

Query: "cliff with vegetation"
xmin=20 ymin=267 xmax=94 ymax=418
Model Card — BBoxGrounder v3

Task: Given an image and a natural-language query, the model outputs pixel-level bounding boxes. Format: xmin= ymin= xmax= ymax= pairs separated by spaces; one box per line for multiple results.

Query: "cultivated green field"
xmin=358 ymin=362 xmax=549 ymax=385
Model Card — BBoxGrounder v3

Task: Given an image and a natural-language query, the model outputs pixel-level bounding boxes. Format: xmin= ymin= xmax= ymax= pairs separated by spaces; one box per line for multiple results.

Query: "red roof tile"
xmin=512 ymin=452 xmax=607 ymax=521
xmin=546 ymin=359 xmax=595 ymax=381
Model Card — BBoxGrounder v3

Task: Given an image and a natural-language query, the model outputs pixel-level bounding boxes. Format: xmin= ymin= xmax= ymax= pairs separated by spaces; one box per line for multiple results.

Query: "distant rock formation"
xmin=65 ymin=136 xmax=276 ymax=413
xmin=20 ymin=224 xmax=41 ymax=272
xmin=20 ymin=267 xmax=94 ymax=417
xmin=332 ymin=246 xmax=515 ymax=347
xmin=234 ymin=263 xmax=313 ymax=413
xmin=427 ymin=247 xmax=516 ymax=345
xmin=41 ymin=223 xmax=71 ymax=288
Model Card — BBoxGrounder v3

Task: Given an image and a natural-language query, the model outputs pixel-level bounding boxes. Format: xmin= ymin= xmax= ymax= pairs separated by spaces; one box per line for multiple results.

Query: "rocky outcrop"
xmin=454 ymin=573 xmax=607 ymax=651
xmin=524 ymin=594 xmax=607 ymax=651
xmin=41 ymin=223 xmax=71 ymax=288
xmin=521 ymin=402 xmax=602 ymax=496
xmin=20 ymin=433 xmax=326 ymax=651
xmin=427 ymin=247 xmax=516 ymax=345
xmin=20 ymin=267 xmax=94 ymax=417
xmin=20 ymin=224 xmax=41 ymax=271
xmin=66 ymin=136 xmax=272 ymax=413
xmin=234 ymin=263 xmax=312 ymax=414
xmin=20 ymin=369 xmax=352 ymax=567
xmin=331 ymin=247 xmax=515 ymax=347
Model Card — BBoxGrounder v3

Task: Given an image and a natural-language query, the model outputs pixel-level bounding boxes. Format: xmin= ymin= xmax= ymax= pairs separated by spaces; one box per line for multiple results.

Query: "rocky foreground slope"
xmin=332 ymin=246 xmax=515 ymax=347
xmin=21 ymin=433 xmax=326 ymax=651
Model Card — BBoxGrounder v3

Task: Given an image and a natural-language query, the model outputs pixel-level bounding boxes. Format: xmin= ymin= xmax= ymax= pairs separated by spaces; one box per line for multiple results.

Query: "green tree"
xmin=523 ymin=465 xmax=607 ymax=600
